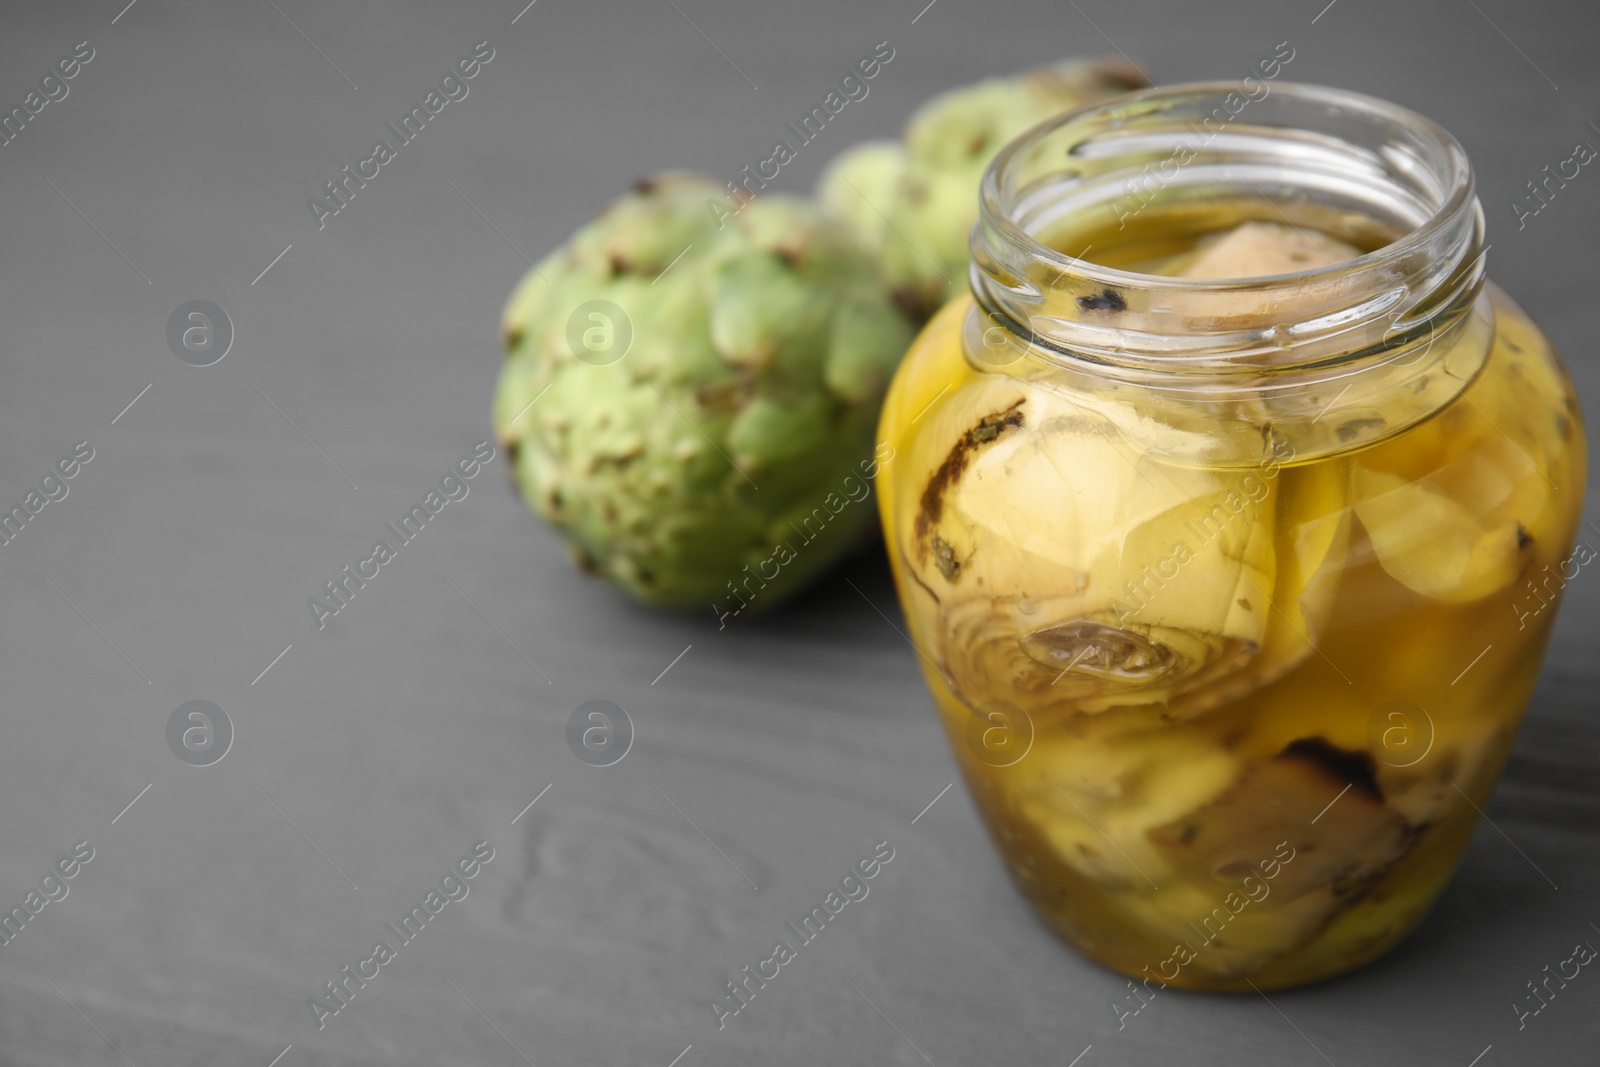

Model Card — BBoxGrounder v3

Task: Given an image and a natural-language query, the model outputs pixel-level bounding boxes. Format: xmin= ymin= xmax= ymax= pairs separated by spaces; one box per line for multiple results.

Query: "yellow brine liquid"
xmin=876 ymin=204 xmax=1587 ymax=991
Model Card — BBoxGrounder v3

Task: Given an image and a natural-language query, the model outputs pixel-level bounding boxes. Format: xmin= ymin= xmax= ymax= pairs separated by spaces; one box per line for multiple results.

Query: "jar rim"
xmin=979 ymin=80 xmax=1476 ymax=290
xmin=970 ymin=79 xmax=1486 ymax=377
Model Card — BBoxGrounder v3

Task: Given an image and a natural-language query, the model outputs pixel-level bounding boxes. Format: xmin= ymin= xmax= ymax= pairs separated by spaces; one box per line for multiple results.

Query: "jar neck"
xmin=969 ymin=82 xmax=1486 ymax=391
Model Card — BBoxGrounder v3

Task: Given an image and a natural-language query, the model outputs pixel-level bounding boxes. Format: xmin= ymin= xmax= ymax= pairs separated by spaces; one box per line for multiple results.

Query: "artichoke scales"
xmin=495 ymin=175 xmax=914 ymax=612
xmin=819 ymin=57 xmax=1150 ymax=321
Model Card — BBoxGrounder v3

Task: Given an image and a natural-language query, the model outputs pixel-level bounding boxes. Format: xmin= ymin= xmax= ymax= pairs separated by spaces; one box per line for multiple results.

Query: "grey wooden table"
xmin=0 ymin=0 xmax=1595 ymax=1064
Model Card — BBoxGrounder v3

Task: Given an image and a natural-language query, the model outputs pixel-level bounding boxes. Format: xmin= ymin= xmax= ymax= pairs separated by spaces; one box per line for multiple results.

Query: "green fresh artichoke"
xmin=493 ymin=174 xmax=914 ymax=613
xmin=819 ymin=57 xmax=1149 ymax=320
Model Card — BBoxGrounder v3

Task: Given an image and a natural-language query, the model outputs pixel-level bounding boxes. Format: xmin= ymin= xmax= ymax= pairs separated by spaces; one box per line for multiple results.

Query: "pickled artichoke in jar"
xmin=877 ymin=84 xmax=1587 ymax=991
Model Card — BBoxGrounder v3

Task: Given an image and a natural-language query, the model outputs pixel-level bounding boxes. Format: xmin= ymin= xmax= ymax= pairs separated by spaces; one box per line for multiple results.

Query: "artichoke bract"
xmin=819 ymin=57 xmax=1149 ymax=321
xmin=493 ymin=174 xmax=914 ymax=613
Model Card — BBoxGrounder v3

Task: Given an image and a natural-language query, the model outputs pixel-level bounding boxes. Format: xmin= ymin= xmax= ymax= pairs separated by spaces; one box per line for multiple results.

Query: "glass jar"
xmin=876 ymin=83 xmax=1587 ymax=991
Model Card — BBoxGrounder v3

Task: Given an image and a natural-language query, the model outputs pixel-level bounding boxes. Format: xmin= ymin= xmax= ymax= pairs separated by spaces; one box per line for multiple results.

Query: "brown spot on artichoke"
xmin=1076 ymin=289 xmax=1127 ymax=313
xmin=914 ymin=399 xmax=1025 ymax=563
xmin=1278 ymin=737 xmax=1383 ymax=802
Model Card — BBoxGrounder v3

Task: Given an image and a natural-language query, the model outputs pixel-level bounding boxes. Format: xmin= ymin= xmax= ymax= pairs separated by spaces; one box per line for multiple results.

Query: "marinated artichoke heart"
xmin=1138 ymin=738 xmax=1415 ymax=975
xmin=906 ymin=224 xmax=1356 ymax=718
xmin=1170 ymin=221 xmax=1370 ymax=333
xmin=1020 ymin=725 xmax=1240 ymax=890
xmin=1151 ymin=739 xmax=1411 ymax=900
xmin=1353 ymin=463 xmax=1527 ymax=603
xmin=1180 ymin=221 xmax=1361 ymax=280
xmin=494 ymin=174 xmax=914 ymax=610
xmin=819 ymin=58 xmax=1149 ymax=320
xmin=1349 ymin=314 xmax=1566 ymax=603
xmin=911 ymin=377 xmax=1276 ymax=716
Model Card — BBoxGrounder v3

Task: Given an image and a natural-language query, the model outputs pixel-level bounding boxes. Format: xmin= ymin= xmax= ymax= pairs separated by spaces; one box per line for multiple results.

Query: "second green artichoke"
xmin=819 ymin=57 xmax=1149 ymax=320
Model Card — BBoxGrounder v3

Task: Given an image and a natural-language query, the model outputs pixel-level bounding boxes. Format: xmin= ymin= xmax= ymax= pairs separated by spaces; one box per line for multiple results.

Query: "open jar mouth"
xmin=970 ymin=81 xmax=1486 ymax=381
